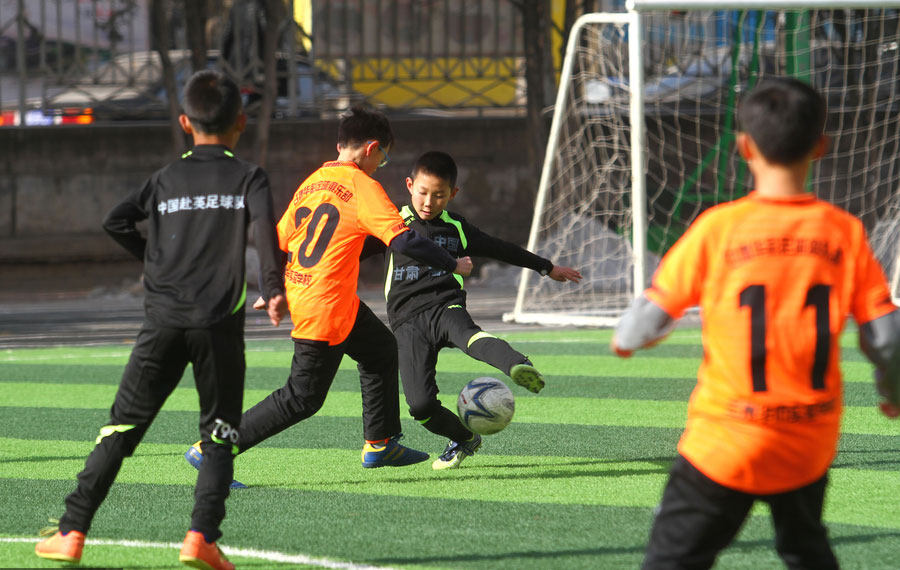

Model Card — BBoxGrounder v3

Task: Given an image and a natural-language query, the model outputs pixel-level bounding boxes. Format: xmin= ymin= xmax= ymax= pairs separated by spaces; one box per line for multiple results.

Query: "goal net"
xmin=505 ymin=5 xmax=900 ymax=326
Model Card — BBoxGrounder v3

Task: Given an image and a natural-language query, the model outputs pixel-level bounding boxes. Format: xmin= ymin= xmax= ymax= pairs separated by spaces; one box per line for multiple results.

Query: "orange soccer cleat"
xmin=35 ymin=529 xmax=85 ymax=563
xmin=179 ymin=530 xmax=235 ymax=570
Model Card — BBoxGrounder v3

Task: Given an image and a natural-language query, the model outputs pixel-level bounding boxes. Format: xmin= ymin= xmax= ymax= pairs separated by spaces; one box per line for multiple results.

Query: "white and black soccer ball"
xmin=457 ymin=377 xmax=515 ymax=435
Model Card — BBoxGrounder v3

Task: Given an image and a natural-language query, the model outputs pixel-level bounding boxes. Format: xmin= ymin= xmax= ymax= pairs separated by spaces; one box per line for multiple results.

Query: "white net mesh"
xmin=509 ymin=9 xmax=900 ymax=326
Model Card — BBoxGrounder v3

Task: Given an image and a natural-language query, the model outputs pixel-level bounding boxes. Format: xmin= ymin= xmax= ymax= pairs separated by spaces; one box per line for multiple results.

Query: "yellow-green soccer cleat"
xmin=432 ymin=433 xmax=483 ymax=470
xmin=361 ymin=434 xmax=429 ymax=468
xmin=510 ymin=363 xmax=545 ymax=394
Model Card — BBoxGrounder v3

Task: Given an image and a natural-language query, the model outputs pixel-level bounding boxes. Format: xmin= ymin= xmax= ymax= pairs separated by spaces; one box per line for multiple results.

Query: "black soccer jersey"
xmin=384 ymin=205 xmax=552 ymax=328
xmin=103 ymin=144 xmax=284 ymax=327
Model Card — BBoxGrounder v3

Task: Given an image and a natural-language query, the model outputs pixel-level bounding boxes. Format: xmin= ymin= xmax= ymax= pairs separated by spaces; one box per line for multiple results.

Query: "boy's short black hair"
xmin=738 ymin=77 xmax=827 ymax=165
xmin=182 ymin=70 xmax=242 ymax=135
xmin=338 ymin=106 xmax=394 ymax=150
xmin=410 ymin=151 xmax=458 ymax=188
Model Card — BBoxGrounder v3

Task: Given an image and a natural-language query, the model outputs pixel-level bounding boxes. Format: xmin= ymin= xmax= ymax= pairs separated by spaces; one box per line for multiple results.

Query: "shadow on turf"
xmin=245 ymin=456 xmax=676 ymax=489
xmin=831 ymin=449 xmax=900 ymax=470
xmin=0 ymin=451 xmax=174 ymax=464
xmin=367 ymin=531 xmax=900 ymax=567
xmin=369 ymin=544 xmax=647 ymax=566
xmin=727 ymin=530 xmax=900 ymax=552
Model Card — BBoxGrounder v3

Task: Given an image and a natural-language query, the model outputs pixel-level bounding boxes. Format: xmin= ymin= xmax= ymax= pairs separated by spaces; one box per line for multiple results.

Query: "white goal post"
xmin=505 ymin=1 xmax=900 ymax=327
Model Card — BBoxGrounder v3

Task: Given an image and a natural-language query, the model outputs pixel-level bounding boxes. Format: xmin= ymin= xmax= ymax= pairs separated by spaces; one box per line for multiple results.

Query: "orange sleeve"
xmin=354 ymin=177 xmax=409 ymax=245
xmin=851 ymin=224 xmax=895 ymax=325
xmin=645 ymin=211 xmax=712 ymax=318
xmin=276 ymin=201 xmax=295 ymax=253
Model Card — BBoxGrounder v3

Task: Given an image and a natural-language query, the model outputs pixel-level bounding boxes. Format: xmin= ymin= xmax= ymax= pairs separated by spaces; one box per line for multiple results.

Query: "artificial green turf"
xmin=2 ymin=329 xmax=899 ymax=569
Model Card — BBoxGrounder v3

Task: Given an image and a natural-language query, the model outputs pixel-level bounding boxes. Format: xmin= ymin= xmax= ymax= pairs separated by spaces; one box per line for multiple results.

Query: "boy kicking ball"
xmin=370 ymin=151 xmax=581 ymax=469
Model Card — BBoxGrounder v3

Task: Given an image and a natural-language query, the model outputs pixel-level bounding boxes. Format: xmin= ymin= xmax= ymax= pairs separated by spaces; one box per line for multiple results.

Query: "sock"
xmin=420 ymin=407 xmax=472 ymax=442
xmin=365 ymin=438 xmax=390 ymax=445
xmin=191 ymin=528 xmax=215 ymax=543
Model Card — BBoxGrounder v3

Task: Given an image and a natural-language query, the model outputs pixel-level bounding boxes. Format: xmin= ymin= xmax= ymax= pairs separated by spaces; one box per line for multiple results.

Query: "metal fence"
xmin=1 ymin=0 xmax=586 ymax=125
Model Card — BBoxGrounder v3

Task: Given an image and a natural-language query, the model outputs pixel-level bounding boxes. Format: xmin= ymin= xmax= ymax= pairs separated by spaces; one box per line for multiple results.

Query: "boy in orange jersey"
xmin=612 ymin=77 xmax=900 ymax=569
xmin=185 ymin=106 xmax=473 ymax=473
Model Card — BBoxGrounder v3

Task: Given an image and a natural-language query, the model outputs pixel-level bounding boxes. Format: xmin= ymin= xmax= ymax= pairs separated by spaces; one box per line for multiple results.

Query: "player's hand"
xmin=549 ymin=265 xmax=583 ymax=283
xmin=873 ymin=368 xmax=899 ymax=418
xmin=879 ymin=401 xmax=900 ymax=419
xmin=610 ymin=336 xmax=632 ymax=358
xmin=455 ymin=256 xmax=473 ymax=277
xmin=252 ymin=296 xmax=266 ymax=310
xmin=266 ymin=293 xmax=288 ymax=327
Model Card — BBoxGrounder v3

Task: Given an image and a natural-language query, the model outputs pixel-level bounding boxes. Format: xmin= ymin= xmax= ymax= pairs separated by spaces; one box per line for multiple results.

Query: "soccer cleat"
xmin=510 ymin=363 xmax=545 ymax=394
xmin=35 ymin=529 xmax=85 ymax=564
xmin=432 ymin=433 xmax=483 ymax=470
xmin=184 ymin=441 xmax=247 ymax=489
xmin=361 ymin=433 xmax=429 ymax=468
xmin=179 ymin=530 xmax=234 ymax=570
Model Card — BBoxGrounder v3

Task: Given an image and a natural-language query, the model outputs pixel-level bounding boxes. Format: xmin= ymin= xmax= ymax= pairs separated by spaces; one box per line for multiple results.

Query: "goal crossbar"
xmin=505 ymin=5 xmax=900 ymax=327
xmin=629 ymin=0 xmax=900 ymax=10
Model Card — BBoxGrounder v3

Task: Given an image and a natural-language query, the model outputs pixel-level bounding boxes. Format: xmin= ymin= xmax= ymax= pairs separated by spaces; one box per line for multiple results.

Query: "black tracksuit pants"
xmin=237 ymin=300 xmax=402 ymax=449
xmin=60 ymin=310 xmax=245 ymax=542
xmin=394 ymin=302 xmax=527 ymax=443
xmin=642 ymin=455 xmax=839 ymax=570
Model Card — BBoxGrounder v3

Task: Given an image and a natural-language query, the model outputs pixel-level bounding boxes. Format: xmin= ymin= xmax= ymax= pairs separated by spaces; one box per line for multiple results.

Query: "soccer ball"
xmin=457 ymin=377 xmax=515 ymax=435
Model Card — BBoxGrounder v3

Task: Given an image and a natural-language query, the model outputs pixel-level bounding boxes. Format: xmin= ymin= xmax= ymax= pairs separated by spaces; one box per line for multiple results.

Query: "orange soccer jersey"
xmin=646 ymin=192 xmax=894 ymax=494
xmin=277 ymin=161 xmax=408 ymax=344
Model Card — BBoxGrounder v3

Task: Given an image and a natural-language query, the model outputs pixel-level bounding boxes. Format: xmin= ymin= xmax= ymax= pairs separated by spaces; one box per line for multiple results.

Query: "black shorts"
xmin=394 ymin=302 xmax=525 ymax=418
xmin=238 ymin=300 xmax=402 ymax=446
xmin=61 ymin=309 xmax=246 ymax=537
xmin=113 ymin=309 xmax=246 ymax=442
xmin=394 ymin=303 xmax=482 ymax=408
xmin=642 ymin=455 xmax=838 ymax=570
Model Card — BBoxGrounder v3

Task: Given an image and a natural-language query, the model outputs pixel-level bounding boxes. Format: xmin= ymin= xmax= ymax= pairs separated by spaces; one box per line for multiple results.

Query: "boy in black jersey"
xmin=35 ymin=70 xmax=287 ymax=570
xmin=380 ymin=151 xmax=581 ymax=469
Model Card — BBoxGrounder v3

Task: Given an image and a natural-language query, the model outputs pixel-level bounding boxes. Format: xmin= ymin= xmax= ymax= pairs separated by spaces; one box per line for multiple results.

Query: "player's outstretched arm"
xmin=874 ymin=369 xmax=900 ymax=418
xmin=548 ymin=265 xmax=582 ymax=283
xmin=611 ymin=295 xmax=675 ymax=357
xmin=387 ymin=229 xmax=460 ymax=275
xmin=859 ymin=309 xmax=900 ymax=418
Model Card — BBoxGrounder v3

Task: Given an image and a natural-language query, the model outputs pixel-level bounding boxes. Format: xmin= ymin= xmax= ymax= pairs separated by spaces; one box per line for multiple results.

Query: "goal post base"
xmin=502 ymin=311 xmax=621 ymax=328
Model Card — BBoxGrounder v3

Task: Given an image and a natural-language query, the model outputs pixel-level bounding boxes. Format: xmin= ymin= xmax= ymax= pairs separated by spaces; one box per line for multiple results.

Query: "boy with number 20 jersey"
xmin=184 ymin=107 xmax=473 ymax=472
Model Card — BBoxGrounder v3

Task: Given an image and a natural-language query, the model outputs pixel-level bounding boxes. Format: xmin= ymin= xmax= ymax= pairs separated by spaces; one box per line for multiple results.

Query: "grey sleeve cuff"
xmin=860 ymin=309 xmax=900 ymax=403
xmin=615 ymin=295 xmax=676 ymax=352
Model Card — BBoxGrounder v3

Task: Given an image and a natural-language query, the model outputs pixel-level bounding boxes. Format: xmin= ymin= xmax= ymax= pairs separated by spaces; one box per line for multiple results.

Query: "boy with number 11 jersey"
xmin=612 ymin=78 xmax=900 ymax=569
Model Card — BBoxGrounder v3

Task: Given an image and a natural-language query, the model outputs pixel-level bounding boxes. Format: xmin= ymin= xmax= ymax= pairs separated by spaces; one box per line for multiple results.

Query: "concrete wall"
xmin=0 ymin=117 xmax=540 ymax=263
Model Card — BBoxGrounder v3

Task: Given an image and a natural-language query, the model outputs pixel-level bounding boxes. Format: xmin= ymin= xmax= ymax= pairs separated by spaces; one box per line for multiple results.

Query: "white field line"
xmin=0 ymin=537 xmax=402 ymax=570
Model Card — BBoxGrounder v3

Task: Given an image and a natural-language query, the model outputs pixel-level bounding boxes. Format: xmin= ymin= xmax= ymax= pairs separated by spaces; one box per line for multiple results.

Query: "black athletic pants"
xmin=394 ymin=303 xmax=527 ymax=443
xmin=60 ymin=310 xmax=245 ymax=542
xmin=642 ymin=455 xmax=839 ymax=570
xmin=238 ymin=301 xmax=401 ymax=448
